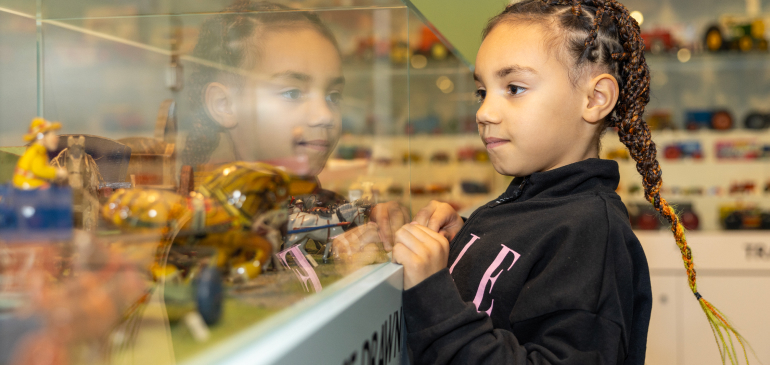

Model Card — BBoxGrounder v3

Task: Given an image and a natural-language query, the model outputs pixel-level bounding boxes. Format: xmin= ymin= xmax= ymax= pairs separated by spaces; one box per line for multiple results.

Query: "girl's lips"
xmin=297 ymin=140 xmax=329 ymax=151
xmin=484 ymin=137 xmax=509 ymax=150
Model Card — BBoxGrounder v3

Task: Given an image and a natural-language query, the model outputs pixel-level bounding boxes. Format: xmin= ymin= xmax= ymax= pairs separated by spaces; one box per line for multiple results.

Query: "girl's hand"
xmin=332 ymin=222 xmax=381 ymax=260
xmin=393 ymin=222 xmax=449 ymax=290
xmin=369 ymin=201 xmax=411 ymax=251
xmin=413 ymin=200 xmax=464 ymax=241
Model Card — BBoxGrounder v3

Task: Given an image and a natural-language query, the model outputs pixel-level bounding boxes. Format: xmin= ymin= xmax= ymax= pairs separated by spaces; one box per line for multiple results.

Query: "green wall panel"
xmin=409 ymin=0 xmax=509 ymax=67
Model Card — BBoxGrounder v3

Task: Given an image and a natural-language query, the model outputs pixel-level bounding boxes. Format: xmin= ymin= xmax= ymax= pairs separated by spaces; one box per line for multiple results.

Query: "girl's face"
xmin=474 ymin=23 xmax=598 ymax=177
xmin=225 ymin=27 xmax=343 ymax=176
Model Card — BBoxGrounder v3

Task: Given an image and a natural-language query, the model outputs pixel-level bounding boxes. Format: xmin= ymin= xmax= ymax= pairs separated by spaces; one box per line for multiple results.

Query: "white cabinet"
xmin=646 ymin=276 xmax=681 ymax=364
xmin=640 ymin=231 xmax=770 ymax=364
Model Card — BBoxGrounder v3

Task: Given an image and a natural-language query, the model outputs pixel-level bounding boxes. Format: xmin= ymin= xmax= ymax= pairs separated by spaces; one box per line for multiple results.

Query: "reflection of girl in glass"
xmin=182 ymin=1 xmax=344 ymax=178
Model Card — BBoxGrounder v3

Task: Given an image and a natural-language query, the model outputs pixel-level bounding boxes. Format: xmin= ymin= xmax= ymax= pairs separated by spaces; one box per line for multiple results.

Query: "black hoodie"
xmin=403 ymin=159 xmax=652 ymax=365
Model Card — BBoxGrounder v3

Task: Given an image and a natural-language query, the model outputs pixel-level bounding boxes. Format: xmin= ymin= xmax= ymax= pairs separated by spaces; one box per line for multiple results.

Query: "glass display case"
xmin=0 ymin=1 xmax=466 ymax=364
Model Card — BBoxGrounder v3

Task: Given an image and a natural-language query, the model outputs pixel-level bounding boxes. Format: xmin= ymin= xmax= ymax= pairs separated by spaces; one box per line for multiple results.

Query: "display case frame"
xmin=0 ymin=0 xmax=474 ymax=363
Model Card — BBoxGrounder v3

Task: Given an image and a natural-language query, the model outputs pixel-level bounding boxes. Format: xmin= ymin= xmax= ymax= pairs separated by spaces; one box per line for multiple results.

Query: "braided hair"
xmin=182 ymin=0 xmax=339 ymax=168
xmin=485 ymin=1 xmax=749 ymax=363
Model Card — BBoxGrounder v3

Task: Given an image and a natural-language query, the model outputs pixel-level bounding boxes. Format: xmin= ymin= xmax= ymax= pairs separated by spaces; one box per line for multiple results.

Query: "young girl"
xmin=394 ymin=1 xmax=746 ymax=364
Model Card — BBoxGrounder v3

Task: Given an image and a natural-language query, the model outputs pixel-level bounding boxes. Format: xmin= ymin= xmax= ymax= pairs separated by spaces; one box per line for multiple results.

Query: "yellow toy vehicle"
xmin=101 ymin=161 xmax=316 ymax=324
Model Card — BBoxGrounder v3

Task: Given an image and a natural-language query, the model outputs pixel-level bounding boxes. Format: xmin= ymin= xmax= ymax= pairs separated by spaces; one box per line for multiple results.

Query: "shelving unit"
xmin=604 ymin=129 xmax=770 ymax=230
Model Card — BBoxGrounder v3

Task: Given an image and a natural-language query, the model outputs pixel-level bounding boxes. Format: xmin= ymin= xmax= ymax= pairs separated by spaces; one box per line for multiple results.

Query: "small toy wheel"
xmin=738 ymin=35 xmax=754 ymax=52
xmin=760 ymin=213 xmax=770 ymax=230
xmin=195 ymin=265 xmax=224 ymax=325
xmin=650 ymin=39 xmax=666 ymax=55
xmin=744 ymin=112 xmax=769 ymax=130
xmin=724 ymin=212 xmax=743 ymax=230
xmin=637 ymin=212 xmax=660 ymax=230
xmin=705 ymin=26 xmax=723 ymax=52
xmin=681 ymin=211 xmax=700 ymax=231
xmin=711 ymin=110 xmax=733 ymax=130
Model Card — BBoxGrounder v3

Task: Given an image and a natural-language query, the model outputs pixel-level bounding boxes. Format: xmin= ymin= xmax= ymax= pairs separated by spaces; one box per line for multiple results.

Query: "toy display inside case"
xmin=0 ymin=1 xmax=459 ymax=364
xmin=602 ymin=0 xmax=770 ymax=363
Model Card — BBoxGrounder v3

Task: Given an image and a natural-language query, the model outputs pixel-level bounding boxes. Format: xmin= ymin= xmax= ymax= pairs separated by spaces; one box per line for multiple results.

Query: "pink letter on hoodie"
xmin=473 ymin=245 xmax=521 ymax=316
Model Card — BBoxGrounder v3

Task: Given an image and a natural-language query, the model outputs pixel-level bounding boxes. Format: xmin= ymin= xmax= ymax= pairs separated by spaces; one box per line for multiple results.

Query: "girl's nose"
xmin=476 ymin=98 xmax=502 ymax=125
xmin=308 ymin=95 xmax=335 ymax=128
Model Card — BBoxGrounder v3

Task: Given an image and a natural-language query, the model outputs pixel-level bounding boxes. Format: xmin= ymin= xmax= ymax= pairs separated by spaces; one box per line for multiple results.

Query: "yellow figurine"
xmin=13 ymin=118 xmax=67 ymax=189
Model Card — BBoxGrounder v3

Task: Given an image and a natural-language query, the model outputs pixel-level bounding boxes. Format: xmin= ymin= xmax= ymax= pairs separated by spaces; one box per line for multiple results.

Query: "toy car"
xmin=460 ymin=181 xmax=490 ymax=194
xmin=101 ymin=162 xmax=317 ymax=324
xmin=337 ymin=145 xmax=371 ymax=160
xmin=685 ymin=109 xmax=733 ymax=130
xmin=415 ymin=25 xmax=451 ymax=60
xmin=402 ymin=152 xmax=423 ymax=164
xmin=663 ymin=141 xmax=703 ymax=160
xmin=430 ymin=151 xmax=451 ymax=163
xmin=715 ymin=140 xmax=761 ymax=159
xmin=642 ymin=29 xmax=678 ymax=54
xmin=457 ymin=147 xmax=489 ymax=162
xmin=720 ymin=204 xmax=770 ymax=230
xmin=704 ymin=18 xmax=768 ymax=52
xmin=604 ymin=148 xmax=630 ymax=160
xmin=729 ymin=181 xmax=756 ymax=194
xmin=646 ymin=111 xmax=675 ymax=130
xmin=426 ymin=183 xmax=450 ymax=194
xmin=627 ymin=202 xmax=699 ymax=230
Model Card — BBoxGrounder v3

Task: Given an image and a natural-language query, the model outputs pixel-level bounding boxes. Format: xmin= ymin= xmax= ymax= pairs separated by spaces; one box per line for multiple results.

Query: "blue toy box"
xmin=0 ymin=184 xmax=73 ymax=242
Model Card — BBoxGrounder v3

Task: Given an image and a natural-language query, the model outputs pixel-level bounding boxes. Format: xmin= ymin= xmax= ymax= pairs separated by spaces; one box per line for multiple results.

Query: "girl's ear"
xmin=204 ymin=82 xmax=238 ymax=129
xmin=583 ymin=73 xmax=619 ymax=124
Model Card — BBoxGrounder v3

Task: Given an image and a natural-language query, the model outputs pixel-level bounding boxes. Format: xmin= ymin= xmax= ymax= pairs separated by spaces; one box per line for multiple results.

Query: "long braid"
xmin=486 ymin=1 xmax=749 ymax=363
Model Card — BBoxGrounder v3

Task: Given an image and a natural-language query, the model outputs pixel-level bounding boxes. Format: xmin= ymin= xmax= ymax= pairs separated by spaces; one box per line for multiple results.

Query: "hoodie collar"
xmin=491 ymin=158 xmax=620 ymax=206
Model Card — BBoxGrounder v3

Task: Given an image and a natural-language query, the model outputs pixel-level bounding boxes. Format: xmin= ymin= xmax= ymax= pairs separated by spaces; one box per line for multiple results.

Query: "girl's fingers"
xmin=392 ymin=242 xmax=417 ymax=265
xmin=412 ymin=201 xmax=461 ymax=235
xmin=404 ymin=223 xmax=449 ymax=250
xmin=373 ymin=205 xmax=392 ymax=244
xmin=333 ymin=223 xmax=380 ymax=258
xmin=412 ymin=201 xmax=438 ymax=227
xmin=388 ymin=204 xmax=407 ymax=236
xmin=358 ymin=223 xmax=382 ymax=246
xmin=394 ymin=226 xmax=431 ymax=259
xmin=332 ymin=234 xmax=351 ymax=258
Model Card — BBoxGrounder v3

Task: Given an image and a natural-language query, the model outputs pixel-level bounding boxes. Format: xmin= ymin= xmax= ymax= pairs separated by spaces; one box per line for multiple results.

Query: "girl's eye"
xmin=326 ymin=91 xmax=343 ymax=105
xmin=281 ymin=89 xmax=302 ymax=100
xmin=508 ymin=85 xmax=526 ymax=96
xmin=475 ymin=89 xmax=486 ymax=103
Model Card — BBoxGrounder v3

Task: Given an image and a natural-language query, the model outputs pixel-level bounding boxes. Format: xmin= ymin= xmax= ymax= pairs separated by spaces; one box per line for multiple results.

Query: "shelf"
xmin=342 ymin=60 xmax=469 ymax=78
xmin=646 ymin=52 xmax=770 ymax=72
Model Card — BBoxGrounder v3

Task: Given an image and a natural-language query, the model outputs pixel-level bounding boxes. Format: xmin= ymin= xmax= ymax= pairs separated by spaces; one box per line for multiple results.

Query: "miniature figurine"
xmin=51 ymin=136 xmax=103 ymax=231
xmin=284 ymin=198 xmax=372 ymax=265
xmin=13 ymin=118 xmax=67 ymax=190
xmin=1 ymin=118 xmax=74 ymax=241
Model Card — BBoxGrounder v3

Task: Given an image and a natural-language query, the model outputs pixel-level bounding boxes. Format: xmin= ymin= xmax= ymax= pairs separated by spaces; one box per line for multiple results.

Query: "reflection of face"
xmin=42 ymin=131 xmax=59 ymax=151
xmin=228 ymin=27 xmax=343 ymax=176
xmin=474 ymin=23 xmax=587 ymax=177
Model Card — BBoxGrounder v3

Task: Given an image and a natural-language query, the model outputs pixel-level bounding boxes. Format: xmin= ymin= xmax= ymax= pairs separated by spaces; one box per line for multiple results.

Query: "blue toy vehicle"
xmin=0 ymin=184 xmax=73 ymax=242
